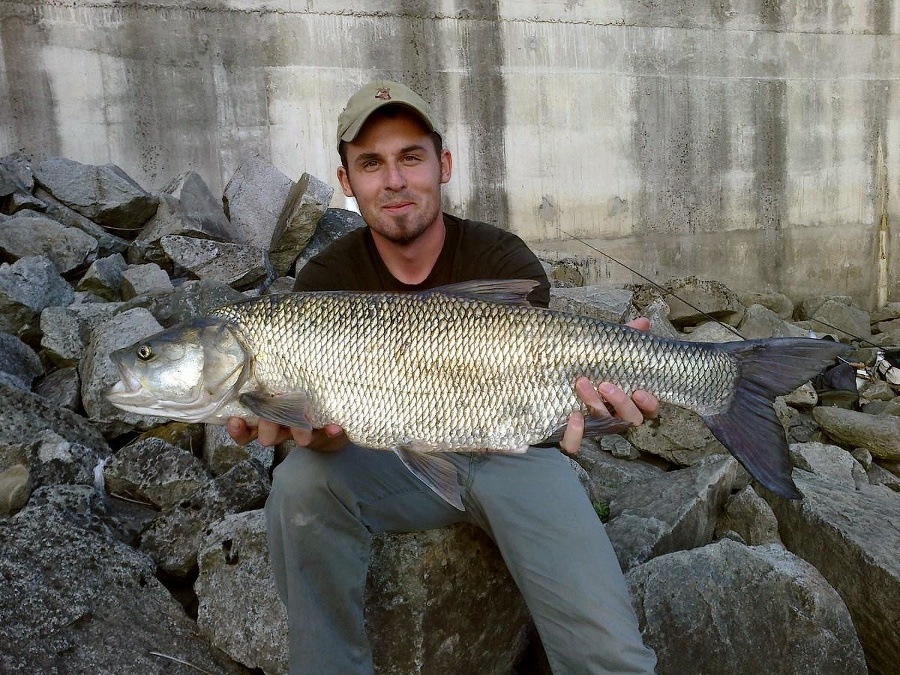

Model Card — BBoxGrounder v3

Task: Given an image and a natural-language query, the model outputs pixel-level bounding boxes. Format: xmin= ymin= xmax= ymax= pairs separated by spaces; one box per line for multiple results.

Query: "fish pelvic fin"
xmin=238 ymin=391 xmax=314 ymax=430
xmin=704 ymin=338 xmax=853 ymax=500
xmin=394 ymin=448 xmax=465 ymax=511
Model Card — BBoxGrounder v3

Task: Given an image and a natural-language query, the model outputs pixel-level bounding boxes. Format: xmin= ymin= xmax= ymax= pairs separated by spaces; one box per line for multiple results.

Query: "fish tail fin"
xmin=702 ymin=338 xmax=852 ymax=499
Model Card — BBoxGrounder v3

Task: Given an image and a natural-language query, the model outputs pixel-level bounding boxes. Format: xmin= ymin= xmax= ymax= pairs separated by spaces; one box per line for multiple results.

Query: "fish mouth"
xmin=107 ymin=352 xmax=142 ymax=397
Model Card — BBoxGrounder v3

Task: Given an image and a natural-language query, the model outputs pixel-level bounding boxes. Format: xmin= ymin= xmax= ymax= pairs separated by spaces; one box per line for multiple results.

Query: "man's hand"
xmin=559 ymin=317 xmax=659 ymax=456
xmin=226 ymin=417 xmax=347 ymax=452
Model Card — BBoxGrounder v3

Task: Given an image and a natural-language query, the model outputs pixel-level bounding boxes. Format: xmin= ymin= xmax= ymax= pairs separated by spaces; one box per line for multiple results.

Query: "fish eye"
xmin=137 ymin=344 xmax=154 ymax=361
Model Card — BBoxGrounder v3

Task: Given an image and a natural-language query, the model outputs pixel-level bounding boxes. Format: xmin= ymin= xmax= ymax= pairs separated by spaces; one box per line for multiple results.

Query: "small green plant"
xmin=592 ymin=500 xmax=610 ymax=523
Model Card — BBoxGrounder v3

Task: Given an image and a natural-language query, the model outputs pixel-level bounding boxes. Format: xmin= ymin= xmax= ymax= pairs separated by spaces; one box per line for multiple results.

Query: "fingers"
xmin=574 ymin=377 xmax=659 ymax=426
xmin=226 ymin=417 xmax=256 ymax=446
xmin=631 ymin=389 xmax=659 ymax=419
xmin=258 ymin=419 xmax=294 ymax=447
xmin=560 ymin=411 xmax=584 ymax=456
xmin=625 ymin=316 xmax=651 ymax=331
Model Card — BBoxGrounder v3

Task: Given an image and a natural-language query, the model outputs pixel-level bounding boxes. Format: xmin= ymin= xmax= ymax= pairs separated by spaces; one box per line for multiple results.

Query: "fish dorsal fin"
xmin=432 ymin=279 xmax=537 ymax=306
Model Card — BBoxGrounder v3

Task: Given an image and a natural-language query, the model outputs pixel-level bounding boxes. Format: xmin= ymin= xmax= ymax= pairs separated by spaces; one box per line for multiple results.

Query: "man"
xmin=228 ymin=80 xmax=658 ymax=673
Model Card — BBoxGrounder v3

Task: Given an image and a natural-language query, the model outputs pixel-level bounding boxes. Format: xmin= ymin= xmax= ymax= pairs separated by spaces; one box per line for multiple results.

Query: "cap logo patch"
xmin=375 ymin=87 xmax=392 ymax=101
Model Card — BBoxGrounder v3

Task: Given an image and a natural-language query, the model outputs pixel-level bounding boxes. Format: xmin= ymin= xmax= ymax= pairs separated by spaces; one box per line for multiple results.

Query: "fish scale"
xmin=108 ymin=279 xmax=852 ymax=508
xmin=211 ymin=291 xmax=738 ymax=451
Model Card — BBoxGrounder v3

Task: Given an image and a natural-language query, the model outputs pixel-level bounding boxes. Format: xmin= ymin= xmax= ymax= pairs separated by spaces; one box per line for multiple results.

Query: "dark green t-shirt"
xmin=293 ymin=213 xmax=550 ymax=308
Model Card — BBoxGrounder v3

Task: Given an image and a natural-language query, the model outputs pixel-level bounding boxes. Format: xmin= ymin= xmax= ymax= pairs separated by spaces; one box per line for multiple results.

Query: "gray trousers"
xmin=266 ymin=444 xmax=657 ymax=674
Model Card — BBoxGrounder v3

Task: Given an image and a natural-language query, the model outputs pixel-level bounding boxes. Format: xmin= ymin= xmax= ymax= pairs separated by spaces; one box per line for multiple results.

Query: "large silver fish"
xmin=107 ymin=280 xmax=850 ymax=509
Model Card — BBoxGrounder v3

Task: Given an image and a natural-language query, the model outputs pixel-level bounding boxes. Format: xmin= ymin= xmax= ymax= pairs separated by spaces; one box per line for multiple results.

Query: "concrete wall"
xmin=1 ymin=0 xmax=898 ymax=308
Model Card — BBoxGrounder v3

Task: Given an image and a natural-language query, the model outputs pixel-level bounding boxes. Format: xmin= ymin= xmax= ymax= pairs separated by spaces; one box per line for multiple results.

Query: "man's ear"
xmin=440 ymin=149 xmax=452 ymax=185
xmin=337 ymin=165 xmax=354 ymax=197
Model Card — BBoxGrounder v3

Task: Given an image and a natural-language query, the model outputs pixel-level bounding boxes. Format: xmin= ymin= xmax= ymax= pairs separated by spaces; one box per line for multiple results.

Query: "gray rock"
xmin=76 ymin=253 xmax=128 ymax=300
xmin=0 ymin=332 xmax=42 ymax=390
xmin=161 ymin=170 xmax=233 ymax=238
xmin=203 ymin=424 xmax=275 ymax=477
xmin=160 ymin=235 xmax=270 ymax=290
xmin=34 ymin=157 xmax=158 ymax=235
xmin=196 ymin=510 xmax=290 ymax=674
xmin=140 ymin=459 xmax=269 ymax=577
xmin=626 ymin=403 xmax=728 ymax=466
xmin=31 ymin=186 xmax=129 ymax=256
xmin=812 ymin=406 xmax=900 ymax=460
xmin=736 ymin=303 xmax=808 ymax=339
xmin=222 ymin=156 xmax=294 ymax=249
xmin=571 ymin=438 xmax=665 ymax=506
xmin=605 ymin=456 xmax=738 ymax=572
xmin=789 ymin=441 xmax=867 ymax=487
xmin=767 ymin=470 xmax=900 ymax=674
xmin=683 ymin=319 xmax=744 ymax=343
xmin=32 ymin=366 xmax=81 ymax=411
xmin=129 ymin=173 xmax=233 ymax=267
xmin=714 ymin=485 xmax=782 ymax=545
xmin=294 ymin=207 xmax=365 ymax=269
xmin=547 ymin=258 xmax=585 ymax=287
xmin=11 ymin=429 xmax=109 ymax=491
xmin=639 ymin=297 xmax=681 ymax=340
xmin=0 ymin=464 xmax=31 ymax=518
xmin=600 ymin=433 xmax=641 ymax=460
xmin=0 ymin=502 xmax=245 ymax=673
xmin=103 ymin=437 xmax=210 ymax=510
xmin=809 ymin=299 xmax=871 ymax=344
xmin=782 ymin=382 xmax=818 ymax=409
xmin=366 ymin=524 xmax=532 ymax=675
xmin=0 ymin=152 xmax=34 ymax=198
xmin=870 ymin=301 xmax=900 ymax=324
xmin=0 ymin=256 xmax=74 ymax=334
xmin=549 ymin=285 xmax=633 ymax=323
xmin=0 ymin=381 xmax=109 ymax=452
xmin=79 ymin=307 xmax=164 ymax=433
xmin=627 ymin=540 xmax=866 ymax=675
xmin=737 ymin=290 xmax=794 ymax=319
xmin=868 ymin=461 xmax=900 ymax=491
xmin=40 ymin=301 xmax=122 ymax=367
xmin=120 ymin=262 xmax=174 ymax=300
xmin=660 ymin=277 xmax=745 ymax=328
xmin=0 ymin=214 xmax=99 ymax=273
xmin=797 ymin=295 xmax=853 ymax=321
xmin=270 ymin=172 xmax=334 ymax=277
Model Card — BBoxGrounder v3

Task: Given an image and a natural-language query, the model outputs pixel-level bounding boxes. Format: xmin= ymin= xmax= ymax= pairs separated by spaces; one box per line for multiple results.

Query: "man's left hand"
xmin=559 ymin=317 xmax=659 ymax=456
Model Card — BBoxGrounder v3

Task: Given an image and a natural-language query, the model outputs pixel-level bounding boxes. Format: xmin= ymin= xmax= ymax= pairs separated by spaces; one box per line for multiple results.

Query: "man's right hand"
xmin=226 ymin=417 xmax=347 ymax=452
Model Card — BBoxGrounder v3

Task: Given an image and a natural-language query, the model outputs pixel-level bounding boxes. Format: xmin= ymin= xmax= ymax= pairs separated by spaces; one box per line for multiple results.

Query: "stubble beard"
xmin=365 ymin=200 xmax=439 ymax=246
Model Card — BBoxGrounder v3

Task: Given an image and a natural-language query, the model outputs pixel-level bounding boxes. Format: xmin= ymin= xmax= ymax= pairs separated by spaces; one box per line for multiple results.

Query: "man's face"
xmin=337 ymin=109 xmax=452 ymax=246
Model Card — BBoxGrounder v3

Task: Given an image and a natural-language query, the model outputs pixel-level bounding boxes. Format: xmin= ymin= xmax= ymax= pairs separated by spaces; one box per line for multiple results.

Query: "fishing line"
xmin=560 ymin=230 xmax=745 ymax=339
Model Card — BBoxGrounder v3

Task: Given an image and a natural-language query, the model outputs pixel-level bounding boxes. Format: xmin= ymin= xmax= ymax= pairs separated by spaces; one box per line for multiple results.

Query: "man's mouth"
xmin=382 ymin=201 xmax=415 ymax=213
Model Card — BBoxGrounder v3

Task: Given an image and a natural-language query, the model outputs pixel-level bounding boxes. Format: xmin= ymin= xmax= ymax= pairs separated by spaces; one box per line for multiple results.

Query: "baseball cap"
xmin=336 ymin=80 xmax=439 ymax=150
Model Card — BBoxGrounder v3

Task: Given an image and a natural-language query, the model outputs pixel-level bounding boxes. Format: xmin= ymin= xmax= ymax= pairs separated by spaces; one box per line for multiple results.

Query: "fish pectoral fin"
xmin=238 ymin=392 xmax=313 ymax=430
xmin=394 ymin=448 xmax=465 ymax=511
xmin=543 ymin=415 xmax=633 ymax=444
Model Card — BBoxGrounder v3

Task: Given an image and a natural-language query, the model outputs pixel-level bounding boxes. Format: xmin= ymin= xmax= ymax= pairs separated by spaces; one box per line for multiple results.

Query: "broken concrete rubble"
xmin=0 ymin=152 xmax=898 ymax=674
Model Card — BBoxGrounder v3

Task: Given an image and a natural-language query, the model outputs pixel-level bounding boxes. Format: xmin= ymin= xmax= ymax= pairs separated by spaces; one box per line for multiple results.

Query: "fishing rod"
xmin=559 ymin=230 xmax=746 ymax=339
xmin=560 ymin=231 xmax=884 ymax=368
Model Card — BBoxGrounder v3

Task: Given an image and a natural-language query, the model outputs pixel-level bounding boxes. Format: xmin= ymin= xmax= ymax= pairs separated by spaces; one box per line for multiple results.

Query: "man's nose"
xmin=384 ymin=162 xmax=406 ymax=190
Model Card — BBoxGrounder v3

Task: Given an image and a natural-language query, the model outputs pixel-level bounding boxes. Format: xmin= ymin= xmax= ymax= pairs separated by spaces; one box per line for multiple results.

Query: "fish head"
xmin=106 ymin=317 xmax=250 ymax=423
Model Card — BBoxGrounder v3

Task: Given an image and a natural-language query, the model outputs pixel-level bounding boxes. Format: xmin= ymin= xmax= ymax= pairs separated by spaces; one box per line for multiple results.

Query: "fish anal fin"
xmin=394 ymin=448 xmax=465 ymax=511
xmin=239 ymin=391 xmax=313 ymax=430
xmin=543 ymin=415 xmax=633 ymax=444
